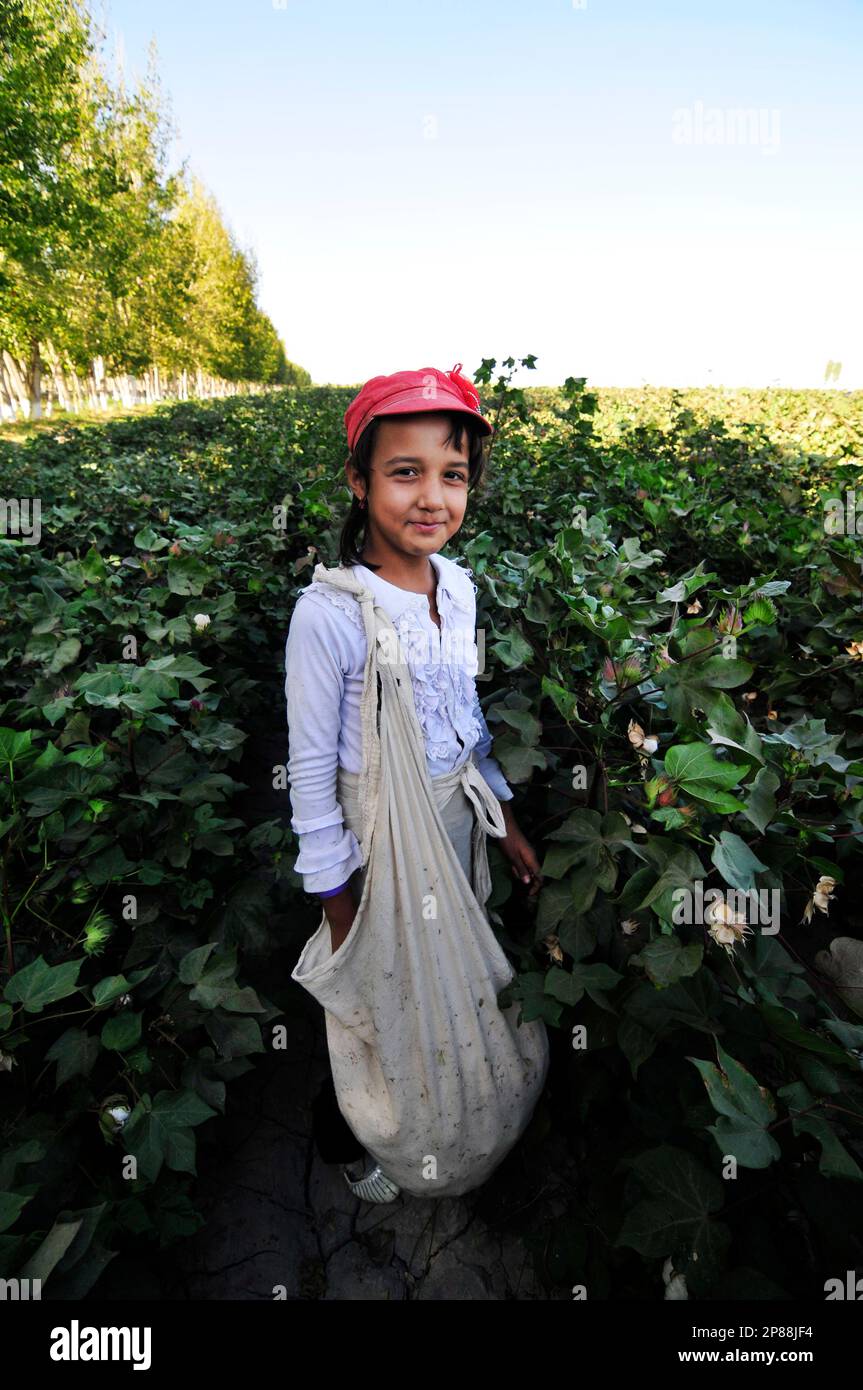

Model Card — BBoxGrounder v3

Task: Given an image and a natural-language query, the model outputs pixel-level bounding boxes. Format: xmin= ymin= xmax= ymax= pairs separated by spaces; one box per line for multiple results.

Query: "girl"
xmin=285 ymin=364 xmax=548 ymax=1204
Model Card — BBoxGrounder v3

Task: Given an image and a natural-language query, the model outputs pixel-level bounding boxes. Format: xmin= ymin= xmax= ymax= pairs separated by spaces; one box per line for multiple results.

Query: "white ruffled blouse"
xmin=284 ymin=550 xmax=513 ymax=894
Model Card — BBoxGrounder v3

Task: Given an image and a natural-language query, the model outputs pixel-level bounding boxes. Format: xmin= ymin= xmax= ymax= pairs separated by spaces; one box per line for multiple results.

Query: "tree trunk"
xmin=3 ymin=351 xmax=30 ymax=418
xmin=93 ymin=355 xmax=107 ymax=410
xmin=28 ymin=339 xmax=42 ymax=420
xmin=44 ymin=340 xmax=70 ymax=411
xmin=53 ymin=365 xmax=69 ymax=410
xmin=69 ymin=366 xmax=83 ymax=414
xmin=0 ymin=357 xmax=17 ymax=420
xmin=0 ymin=352 xmax=268 ymax=425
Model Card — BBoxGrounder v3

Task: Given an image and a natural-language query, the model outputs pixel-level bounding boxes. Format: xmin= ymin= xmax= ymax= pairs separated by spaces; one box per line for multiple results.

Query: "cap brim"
xmin=351 ymin=388 xmax=493 ymax=450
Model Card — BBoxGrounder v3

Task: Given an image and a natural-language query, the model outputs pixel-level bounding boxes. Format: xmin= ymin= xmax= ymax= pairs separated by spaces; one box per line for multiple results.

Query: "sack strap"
xmin=311 ymin=563 xmax=384 ymax=859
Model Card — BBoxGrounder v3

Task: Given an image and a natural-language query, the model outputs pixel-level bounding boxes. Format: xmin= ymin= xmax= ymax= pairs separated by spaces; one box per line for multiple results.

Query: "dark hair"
xmin=337 ymin=410 xmax=488 ymax=571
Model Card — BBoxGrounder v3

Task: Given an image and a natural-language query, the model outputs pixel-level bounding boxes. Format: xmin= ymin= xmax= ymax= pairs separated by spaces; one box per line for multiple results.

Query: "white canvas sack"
xmin=291 ymin=564 xmax=550 ymax=1198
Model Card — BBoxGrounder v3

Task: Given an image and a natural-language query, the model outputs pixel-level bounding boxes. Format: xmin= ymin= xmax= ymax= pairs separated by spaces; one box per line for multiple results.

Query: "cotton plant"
xmin=801 ymin=875 xmax=837 ymax=925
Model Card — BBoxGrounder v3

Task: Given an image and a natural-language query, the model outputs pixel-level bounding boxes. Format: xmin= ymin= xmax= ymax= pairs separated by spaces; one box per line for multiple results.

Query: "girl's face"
xmin=348 ymin=414 xmax=470 ymax=564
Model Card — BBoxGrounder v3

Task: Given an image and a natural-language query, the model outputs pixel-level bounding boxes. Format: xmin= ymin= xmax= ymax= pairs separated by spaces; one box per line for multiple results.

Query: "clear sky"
xmin=99 ymin=0 xmax=862 ymax=389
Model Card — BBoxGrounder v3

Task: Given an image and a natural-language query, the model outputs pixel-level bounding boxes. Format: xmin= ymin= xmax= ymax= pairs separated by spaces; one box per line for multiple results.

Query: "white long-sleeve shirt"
xmin=284 ymin=551 xmax=513 ymax=895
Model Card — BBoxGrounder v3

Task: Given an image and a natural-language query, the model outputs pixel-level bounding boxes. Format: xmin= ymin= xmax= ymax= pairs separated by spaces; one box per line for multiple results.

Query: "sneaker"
xmin=342 ymin=1156 xmax=401 ymax=1203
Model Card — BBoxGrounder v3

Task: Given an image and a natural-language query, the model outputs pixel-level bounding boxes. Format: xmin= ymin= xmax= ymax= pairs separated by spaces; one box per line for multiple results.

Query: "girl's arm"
xmin=284 ymin=592 xmax=364 ymax=918
xmin=320 ymin=885 xmax=356 ymax=952
xmin=498 ymin=799 xmax=543 ymax=896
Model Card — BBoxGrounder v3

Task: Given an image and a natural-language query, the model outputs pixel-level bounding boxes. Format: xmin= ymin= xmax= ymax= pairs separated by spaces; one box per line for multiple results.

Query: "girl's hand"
xmin=497 ymin=804 xmax=543 ymax=898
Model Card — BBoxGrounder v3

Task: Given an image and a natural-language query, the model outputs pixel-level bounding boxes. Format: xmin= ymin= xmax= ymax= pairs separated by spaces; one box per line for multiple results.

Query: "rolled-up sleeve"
xmin=284 ymin=593 xmax=365 ymax=893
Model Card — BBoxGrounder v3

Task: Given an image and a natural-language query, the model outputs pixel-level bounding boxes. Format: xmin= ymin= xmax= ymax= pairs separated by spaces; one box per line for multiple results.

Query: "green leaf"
xmin=145 ymin=653 xmax=210 ymax=682
xmin=545 ymin=962 xmax=623 ymax=1008
xmin=653 ymin=661 xmax=738 ymax=727
xmin=74 ymin=669 xmax=124 ymax=703
xmin=636 ymin=846 xmax=705 ymax=918
xmin=633 ymin=936 xmax=703 ymax=987
xmin=535 ymin=878 xmax=577 ymax=936
xmin=133 ymin=525 xmax=171 ymax=551
xmin=557 ymin=910 xmax=598 ymax=962
xmin=0 ymin=727 xmax=35 ymax=764
xmin=741 ymin=766 xmax=781 ymax=834
xmin=814 ymin=939 xmax=863 ymax=1019
xmin=690 ymin=1044 xmax=774 ymax=1123
xmin=758 ymin=1005 xmax=857 ymax=1065
xmin=183 ymin=949 xmax=250 ymax=1011
xmin=0 ymin=1192 xmax=34 ymax=1234
xmin=541 ymin=841 xmax=592 ymax=880
xmin=219 ymin=877 xmax=274 ymax=953
xmin=493 ymin=735 xmax=546 ymax=784
xmin=3 ymin=956 xmax=82 ymax=1013
xmin=91 ymin=975 xmax=133 ymax=1008
xmin=194 ymin=830 xmax=235 ymax=856
xmin=101 ymin=1010 xmax=143 ymax=1052
xmin=706 ymin=1114 xmax=781 ymax=1168
xmin=498 ymin=971 xmax=565 ymax=1027
xmin=703 ymin=692 xmax=764 ymax=764
xmin=688 ymin=1042 xmax=781 ymax=1169
xmin=547 ymin=808 xmax=603 ymax=844
xmin=615 ymin=1144 xmax=727 ymax=1261
xmin=710 ymin=832 xmax=769 ymax=891
xmin=47 ymin=637 xmax=81 ymax=674
xmin=779 ymin=1081 xmax=863 ymax=1182
xmin=713 ymin=1038 xmax=777 ymax=1123
xmin=80 ymin=547 xmax=108 ymax=583
xmin=178 ymin=942 xmax=218 ymax=985
xmin=821 ymin=1019 xmax=863 ymax=1051
xmin=493 ymin=708 xmax=542 ymax=744
xmin=123 ymin=1089 xmax=218 ymax=1183
xmin=698 ymin=655 xmax=755 ymax=688
xmin=84 ymin=842 xmax=135 ymax=885
xmin=540 ymin=675 xmax=590 ymax=726
xmin=205 ymin=1011 xmax=264 ymax=1059
xmin=665 ymin=742 xmax=747 ymax=795
xmin=568 ymin=859 xmax=602 ymax=914
xmin=16 ymin=1212 xmax=92 ymax=1286
xmin=688 ymin=1060 xmax=746 ymax=1123
xmin=617 ymin=1012 xmax=659 ymax=1079
xmin=45 ymin=1027 xmax=101 ymax=1085
xmin=167 ymin=556 xmax=211 ymax=596
xmin=489 ymin=627 xmax=534 ymax=669
xmin=656 ymin=561 xmax=718 ymax=601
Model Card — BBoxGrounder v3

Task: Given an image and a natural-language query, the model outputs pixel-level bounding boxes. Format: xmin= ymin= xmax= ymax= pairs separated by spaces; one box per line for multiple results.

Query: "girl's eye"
xmin=394 ymin=469 xmax=466 ymax=480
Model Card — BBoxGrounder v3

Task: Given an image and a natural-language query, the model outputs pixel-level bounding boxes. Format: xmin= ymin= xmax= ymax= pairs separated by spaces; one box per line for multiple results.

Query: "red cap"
xmin=344 ymin=363 xmax=493 ymax=454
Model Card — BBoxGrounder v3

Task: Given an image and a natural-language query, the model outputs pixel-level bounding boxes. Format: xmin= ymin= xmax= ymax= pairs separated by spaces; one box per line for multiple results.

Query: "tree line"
xmin=0 ymin=0 xmax=306 ymax=420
